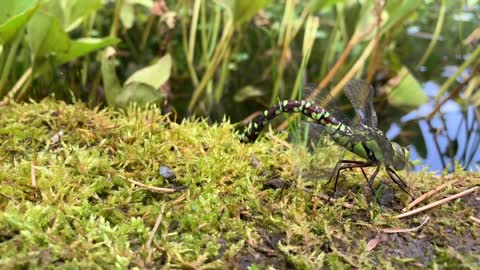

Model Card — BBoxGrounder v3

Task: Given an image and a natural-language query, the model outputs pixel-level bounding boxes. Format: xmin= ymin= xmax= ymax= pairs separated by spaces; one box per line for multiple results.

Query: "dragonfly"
xmin=238 ymin=80 xmax=413 ymax=199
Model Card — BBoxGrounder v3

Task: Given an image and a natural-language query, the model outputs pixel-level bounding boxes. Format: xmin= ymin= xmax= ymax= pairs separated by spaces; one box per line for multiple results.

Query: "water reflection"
xmin=387 ymin=81 xmax=480 ymax=173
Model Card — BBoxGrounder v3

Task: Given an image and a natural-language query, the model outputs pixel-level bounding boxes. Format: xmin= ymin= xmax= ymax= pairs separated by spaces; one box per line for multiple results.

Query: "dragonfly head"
xmin=391 ymin=142 xmax=410 ymax=171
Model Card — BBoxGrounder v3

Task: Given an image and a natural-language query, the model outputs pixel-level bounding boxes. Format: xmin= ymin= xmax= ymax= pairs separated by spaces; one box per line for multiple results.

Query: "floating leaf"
xmin=125 ymin=54 xmax=172 ymax=89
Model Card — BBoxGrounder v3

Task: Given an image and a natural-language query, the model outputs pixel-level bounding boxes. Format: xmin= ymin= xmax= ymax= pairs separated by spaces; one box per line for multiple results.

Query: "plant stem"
xmin=110 ymin=0 xmax=125 ymax=38
xmin=435 ymin=45 xmax=480 ymax=101
xmin=0 ymin=33 xmax=23 ymax=97
xmin=416 ymin=0 xmax=446 ymax=68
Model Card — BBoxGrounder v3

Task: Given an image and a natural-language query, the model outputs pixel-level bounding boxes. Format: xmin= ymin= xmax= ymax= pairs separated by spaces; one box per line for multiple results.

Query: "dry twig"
xmin=31 ymin=161 xmax=37 ymax=187
xmin=146 ymin=204 xmax=166 ymax=263
xmin=396 ymin=186 xmax=478 ymax=219
xmin=125 ymin=178 xmax=176 ymax=193
xmin=470 ymin=216 xmax=480 ymax=225
xmin=402 ymin=178 xmax=459 ymax=212
xmin=381 ymin=216 xmax=430 ymax=233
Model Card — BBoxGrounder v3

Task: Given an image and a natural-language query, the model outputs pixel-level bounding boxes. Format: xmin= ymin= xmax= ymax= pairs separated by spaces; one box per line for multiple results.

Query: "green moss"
xmin=0 ymin=100 xmax=478 ymax=269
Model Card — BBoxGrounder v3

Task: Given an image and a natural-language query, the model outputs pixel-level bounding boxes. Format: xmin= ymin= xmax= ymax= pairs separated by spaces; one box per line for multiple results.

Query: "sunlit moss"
xmin=0 ymin=100 xmax=478 ymax=269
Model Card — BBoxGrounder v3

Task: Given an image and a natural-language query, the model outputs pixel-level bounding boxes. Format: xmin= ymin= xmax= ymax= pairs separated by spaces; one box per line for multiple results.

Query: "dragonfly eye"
xmin=391 ymin=142 xmax=409 ymax=170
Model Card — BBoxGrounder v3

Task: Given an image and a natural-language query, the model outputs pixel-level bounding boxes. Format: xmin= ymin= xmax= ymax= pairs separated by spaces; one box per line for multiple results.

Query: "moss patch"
xmin=0 ymin=100 xmax=479 ymax=269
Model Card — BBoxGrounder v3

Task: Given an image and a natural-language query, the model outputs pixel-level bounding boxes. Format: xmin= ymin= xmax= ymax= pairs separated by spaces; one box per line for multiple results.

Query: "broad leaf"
xmin=387 ymin=67 xmax=428 ymax=108
xmin=56 ymin=37 xmax=119 ymax=65
xmin=0 ymin=0 xmax=39 ymax=45
xmin=0 ymin=0 xmax=37 ymax=23
xmin=214 ymin=0 xmax=271 ymax=26
xmin=27 ymin=12 xmax=71 ymax=57
xmin=233 ymin=0 xmax=271 ymax=26
xmin=45 ymin=0 xmax=102 ymax=32
xmin=125 ymin=54 xmax=172 ymax=89
xmin=120 ymin=0 xmax=153 ymax=29
xmin=114 ymin=82 xmax=164 ymax=110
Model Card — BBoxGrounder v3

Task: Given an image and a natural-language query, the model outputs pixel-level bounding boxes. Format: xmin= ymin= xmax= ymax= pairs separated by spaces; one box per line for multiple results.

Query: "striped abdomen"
xmin=239 ymin=100 xmax=350 ymax=142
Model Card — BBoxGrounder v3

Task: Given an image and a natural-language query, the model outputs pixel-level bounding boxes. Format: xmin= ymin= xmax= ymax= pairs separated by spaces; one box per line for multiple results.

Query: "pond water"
xmin=387 ymin=80 xmax=479 ymax=173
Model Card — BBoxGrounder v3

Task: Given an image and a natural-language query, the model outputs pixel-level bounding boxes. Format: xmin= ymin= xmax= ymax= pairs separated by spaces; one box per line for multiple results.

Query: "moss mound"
xmin=0 ymin=100 xmax=478 ymax=269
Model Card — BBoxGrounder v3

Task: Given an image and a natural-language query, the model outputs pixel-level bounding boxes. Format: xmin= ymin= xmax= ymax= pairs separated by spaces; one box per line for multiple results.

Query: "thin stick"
xmin=396 ymin=186 xmax=478 ymax=219
xmin=126 ymin=178 xmax=176 ymax=193
xmin=0 ymin=192 xmax=20 ymax=204
xmin=381 ymin=216 xmax=430 ymax=233
xmin=31 ymin=161 xmax=37 ymax=187
xmin=469 ymin=216 xmax=480 ymax=225
xmin=401 ymin=178 xmax=459 ymax=212
xmin=146 ymin=204 xmax=166 ymax=262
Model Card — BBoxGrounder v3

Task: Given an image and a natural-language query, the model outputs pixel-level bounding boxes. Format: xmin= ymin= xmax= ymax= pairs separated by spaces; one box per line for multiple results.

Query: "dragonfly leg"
xmin=364 ymin=165 xmax=381 ymax=197
xmin=360 ymin=167 xmax=376 ymax=195
xmin=386 ymin=167 xmax=414 ymax=199
xmin=325 ymin=160 xmax=370 ymax=187
xmin=326 ymin=160 xmax=374 ymax=199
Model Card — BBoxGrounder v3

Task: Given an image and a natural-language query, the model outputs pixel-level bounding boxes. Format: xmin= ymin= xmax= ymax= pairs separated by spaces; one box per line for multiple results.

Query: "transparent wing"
xmin=343 ymin=80 xmax=378 ymax=128
xmin=302 ymin=83 xmax=355 ymax=127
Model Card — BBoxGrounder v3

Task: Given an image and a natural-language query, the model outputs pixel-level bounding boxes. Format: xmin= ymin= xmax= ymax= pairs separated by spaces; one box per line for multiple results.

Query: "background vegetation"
xmin=1 ymin=0 xmax=479 ymax=170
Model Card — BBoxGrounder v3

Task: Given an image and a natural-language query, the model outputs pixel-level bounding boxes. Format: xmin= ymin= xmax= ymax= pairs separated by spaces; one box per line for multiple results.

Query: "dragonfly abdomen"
xmin=239 ymin=100 xmax=352 ymax=143
xmin=239 ymin=100 xmax=386 ymax=163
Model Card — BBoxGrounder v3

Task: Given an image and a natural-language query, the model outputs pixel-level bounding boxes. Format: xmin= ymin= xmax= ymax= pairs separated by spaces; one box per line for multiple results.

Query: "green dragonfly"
xmin=238 ymin=80 xmax=413 ymax=198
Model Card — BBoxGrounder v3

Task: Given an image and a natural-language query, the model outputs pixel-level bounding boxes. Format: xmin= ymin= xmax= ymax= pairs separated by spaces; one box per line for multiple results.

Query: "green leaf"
xmin=101 ymin=47 xmax=122 ymax=107
xmin=55 ymin=37 xmax=120 ymax=65
xmin=27 ymin=12 xmax=71 ymax=57
xmin=45 ymin=0 xmax=102 ymax=32
xmin=233 ymin=86 xmax=264 ymax=102
xmin=0 ymin=0 xmax=37 ymax=23
xmin=214 ymin=0 xmax=271 ymax=26
xmin=307 ymin=0 xmax=343 ymax=13
xmin=383 ymin=0 xmax=420 ymax=33
xmin=233 ymin=0 xmax=271 ymax=26
xmin=120 ymin=0 xmax=153 ymax=30
xmin=387 ymin=67 xmax=428 ymax=108
xmin=125 ymin=54 xmax=172 ymax=89
xmin=0 ymin=0 xmax=40 ymax=45
xmin=114 ymin=83 xmax=164 ymax=110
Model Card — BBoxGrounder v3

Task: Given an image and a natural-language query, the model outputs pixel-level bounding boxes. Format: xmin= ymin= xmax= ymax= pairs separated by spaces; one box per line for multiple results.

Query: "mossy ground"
xmin=0 ymin=100 xmax=478 ymax=269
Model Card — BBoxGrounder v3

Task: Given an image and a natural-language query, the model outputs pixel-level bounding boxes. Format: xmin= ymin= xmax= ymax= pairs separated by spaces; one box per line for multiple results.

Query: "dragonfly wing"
xmin=344 ymin=80 xmax=378 ymax=128
xmin=302 ymin=83 xmax=355 ymax=127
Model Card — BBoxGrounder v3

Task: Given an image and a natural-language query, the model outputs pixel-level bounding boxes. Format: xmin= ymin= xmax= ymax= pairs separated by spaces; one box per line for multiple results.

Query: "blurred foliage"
xmin=0 ymin=0 xmax=478 ymax=136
